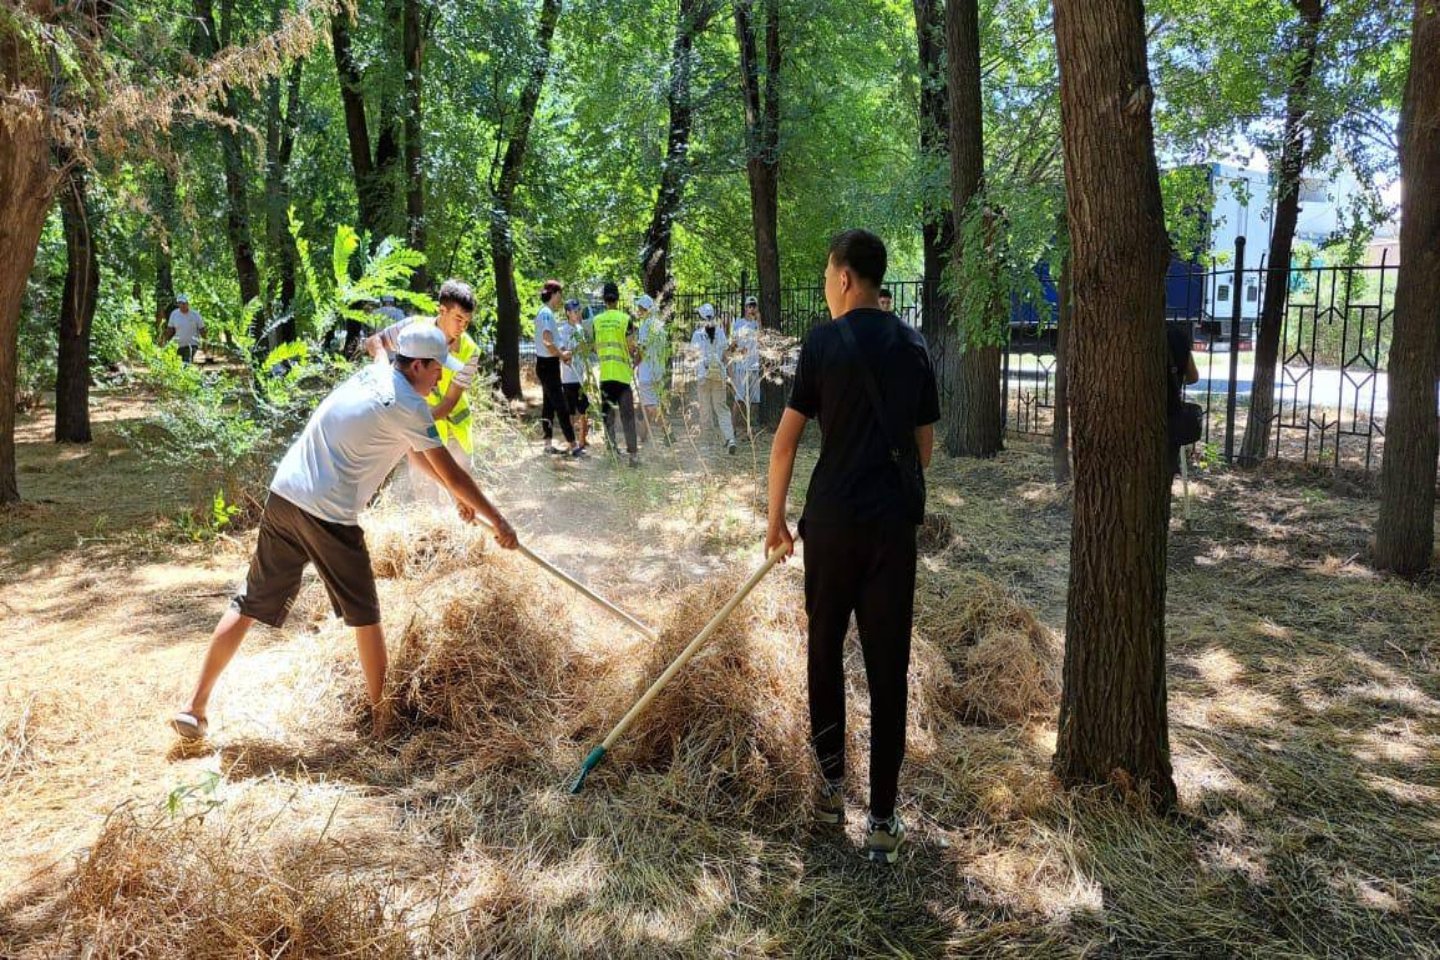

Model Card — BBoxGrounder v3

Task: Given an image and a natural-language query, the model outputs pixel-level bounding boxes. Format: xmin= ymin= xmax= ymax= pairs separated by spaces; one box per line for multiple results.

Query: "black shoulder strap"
xmin=837 ymin=317 xmax=908 ymax=456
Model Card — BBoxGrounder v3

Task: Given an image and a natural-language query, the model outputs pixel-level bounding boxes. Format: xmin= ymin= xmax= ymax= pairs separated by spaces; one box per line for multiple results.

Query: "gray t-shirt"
xmin=167 ymin=308 xmax=204 ymax=347
xmin=557 ymin=319 xmax=589 ymax=385
xmin=270 ymin=363 xmax=442 ymax=524
xmin=534 ymin=305 xmax=559 ymax=358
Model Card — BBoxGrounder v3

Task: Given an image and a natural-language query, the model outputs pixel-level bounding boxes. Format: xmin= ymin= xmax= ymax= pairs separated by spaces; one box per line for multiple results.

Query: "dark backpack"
xmin=1167 ymin=351 xmax=1203 ymax=447
xmin=836 ymin=318 xmax=927 ymax=525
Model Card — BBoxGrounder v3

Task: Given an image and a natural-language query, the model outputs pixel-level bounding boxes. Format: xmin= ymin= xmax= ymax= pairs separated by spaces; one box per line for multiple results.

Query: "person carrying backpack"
xmin=765 ymin=229 xmax=939 ymax=863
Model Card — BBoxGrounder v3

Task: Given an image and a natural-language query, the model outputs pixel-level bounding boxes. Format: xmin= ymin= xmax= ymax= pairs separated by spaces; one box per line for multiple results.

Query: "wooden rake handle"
xmin=600 ymin=544 xmax=788 ymax=752
xmin=476 ymin=517 xmax=659 ymax=642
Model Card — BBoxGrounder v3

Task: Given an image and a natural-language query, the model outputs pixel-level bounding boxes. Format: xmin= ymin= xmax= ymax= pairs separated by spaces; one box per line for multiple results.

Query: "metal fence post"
xmin=1224 ymin=235 xmax=1246 ymax=462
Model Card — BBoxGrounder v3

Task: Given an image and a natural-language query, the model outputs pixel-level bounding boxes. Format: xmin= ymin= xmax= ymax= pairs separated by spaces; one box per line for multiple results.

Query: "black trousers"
xmin=600 ymin=380 xmax=638 ymax=455
xmin=802 ymin=519 xmax=917 ymax=821
xmin=536 ymin=356 xmax=575 ymax=444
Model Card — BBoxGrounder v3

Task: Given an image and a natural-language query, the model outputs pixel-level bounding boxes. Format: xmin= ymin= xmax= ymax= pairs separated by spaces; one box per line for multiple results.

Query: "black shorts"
xmin=232 ymin=494 xmax=381 ymax=628
xmin=563 ymin=382 xmax=590 ymax=414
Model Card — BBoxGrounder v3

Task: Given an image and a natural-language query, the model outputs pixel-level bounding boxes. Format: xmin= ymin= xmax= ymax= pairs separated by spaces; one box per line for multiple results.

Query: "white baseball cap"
xmin=635 ymin=294 xmax=655 ymax=311
xmin=698 ymin=303 xmax=716 ymax=320
xmin=395 ymin=322 xmax=464 ymax=372
xmin=176 ymin=294 xmax=190 ymax=304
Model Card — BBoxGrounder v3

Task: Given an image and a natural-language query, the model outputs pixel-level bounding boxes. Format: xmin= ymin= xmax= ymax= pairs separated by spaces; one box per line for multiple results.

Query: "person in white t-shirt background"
xmin=557 ymin=298 xmax=592 ymax=453
xmin=168 ymin=322 xmax=518 ymax=743
xmin=689 ymin=302 xmax=736 ymax=454
xmin=160 ymin=295 xmax=205 ymax=363
xmin=729 ymin=296 xmax=762 ymax=437
xmin=633 ymin=294 xmax=673 ymax=447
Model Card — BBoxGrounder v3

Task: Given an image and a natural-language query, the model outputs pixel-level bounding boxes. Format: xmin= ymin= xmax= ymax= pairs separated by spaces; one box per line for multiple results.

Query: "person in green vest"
xmin=592 ymin=281 xmax=641 ymax=467
xmin=364 ymin=279 xmax=482 ymax=500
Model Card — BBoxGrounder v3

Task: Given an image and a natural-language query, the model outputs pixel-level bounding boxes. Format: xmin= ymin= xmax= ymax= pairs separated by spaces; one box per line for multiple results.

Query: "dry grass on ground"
xmin=2 ymin=398 xmax=1438 ymax=957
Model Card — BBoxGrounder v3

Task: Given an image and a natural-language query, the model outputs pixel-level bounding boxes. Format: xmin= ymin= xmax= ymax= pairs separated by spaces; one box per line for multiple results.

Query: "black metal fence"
xmin=672 ymin=245 xmax=1399 ymax=474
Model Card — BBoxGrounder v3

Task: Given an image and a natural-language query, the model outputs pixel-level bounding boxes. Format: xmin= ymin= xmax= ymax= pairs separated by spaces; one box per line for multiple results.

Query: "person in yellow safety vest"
xmin=364 ymin=279 xmax=481 ymax=500
xmin=592 ymin=281 xmax=641 ymax=467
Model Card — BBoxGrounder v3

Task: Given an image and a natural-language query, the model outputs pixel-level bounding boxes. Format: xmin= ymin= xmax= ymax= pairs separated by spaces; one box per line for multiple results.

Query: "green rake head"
xmin=568 ymin=745 xmax=608 ymax=794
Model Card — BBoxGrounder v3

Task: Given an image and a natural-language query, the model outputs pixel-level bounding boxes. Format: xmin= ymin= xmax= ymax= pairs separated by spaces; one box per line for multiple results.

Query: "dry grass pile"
xmin=44 ymin=804 xmax=410 ymax=958
xmin=0 ymin=695 xmax=42 ymax=790
xmin=366 ymin=508 xmax=491 ymax=580
xmin=915 ymin=570 xmax=1062 ymax=725
xmin=591 ymin=568 xmax=815 ymax=823
xmin=381 ymin=550 xmax=579 ymax=775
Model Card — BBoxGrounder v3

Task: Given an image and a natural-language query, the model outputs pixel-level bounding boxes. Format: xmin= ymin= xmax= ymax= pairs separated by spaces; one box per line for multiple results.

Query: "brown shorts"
xmin=232 ymin=494 xmax=381 ymax=628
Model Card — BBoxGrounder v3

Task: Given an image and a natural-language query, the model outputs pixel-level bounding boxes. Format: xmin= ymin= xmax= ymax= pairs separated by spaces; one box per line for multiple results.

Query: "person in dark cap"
xmin=591 ymin=282 xmax=640 ymax=466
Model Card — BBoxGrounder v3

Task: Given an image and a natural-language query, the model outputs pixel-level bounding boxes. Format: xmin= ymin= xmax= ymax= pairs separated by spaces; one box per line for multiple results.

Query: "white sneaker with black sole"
xmin=864 ymin=813 xmax=906 ymax=864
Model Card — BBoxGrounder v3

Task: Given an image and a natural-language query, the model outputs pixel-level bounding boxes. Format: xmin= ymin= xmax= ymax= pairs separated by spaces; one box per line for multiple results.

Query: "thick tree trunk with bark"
xmin=0 ymin=24 xmax=62 ymax=503
xmin=1238 ymin=0 xmax=1323 ymax=465
xmin=488 ymin=0 xmax=562 ymax=399
xmin=1375 ymin=0 xmax=1440 ymax=576
xmin=1052 ymin=243 xmax=1072 ymax=484
xmin=56 ymin=167 xmax=99 ymax=444
xmin=1051 ymin=0 xmax=1176 ymax=808
xmin=264 ymin=56 xmax=304 ymax=343
xmin=944 ymin=0 xmax=1002 ymax=457
xmin=642 ymin=0 xmax=716 ymax=302
xmin=915 ymin=0 xmax=953 ymax=346
xmin=332 ymin=10 xmax=401 ymax=241
xmin=737 ymin=0 xmax=781 ymax=331
xmin=403 ymin=0 xmax=427 ymax=292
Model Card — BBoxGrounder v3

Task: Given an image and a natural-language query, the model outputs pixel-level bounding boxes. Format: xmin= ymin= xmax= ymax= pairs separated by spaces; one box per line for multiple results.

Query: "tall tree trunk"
xmin=1375 ymin=0 xmax=1439 ymax=576
xmin=195 ymin=0 xmax=262 ymax=331
xmin=265 ymin=55 xmax=304 ymax=344
xmin=915 ymin=0 xmax=953 ymax=346
xmin=737 ymin=0 xmax=781 ymax=331
xmin=332 ymin=9 xmax=400 ymax=241
xmin=641 ymin=0 xmax=716 ymax=302
xmin=1051 ymin=0 xmax=1176 ymax=809
xmin=403 ymin=0 xmax=427 ymax=291
xmin=488 ymin=0 xmax=563 ymax=399
xmin=153 ymin=168 xmax=177 ymax=329
xmin=55 ymin=166 xmax=99 ymax=444
xmin=0 ymin=110 xmax=60 ymax=503
xmin=944 ymin=0 xmax=1002 ymax=457
xmin=1053 ymin=241 xmax=1073 ymax=484
xmin=1238 ymin=0 xmax=1323 ymax=465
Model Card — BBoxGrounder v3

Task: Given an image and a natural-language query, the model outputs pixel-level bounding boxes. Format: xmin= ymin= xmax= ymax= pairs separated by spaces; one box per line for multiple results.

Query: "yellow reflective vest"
xmin=419 ymin=323 xmax=479 ymax=454
xmin=592 ymin=309 xmax=634 ymax=386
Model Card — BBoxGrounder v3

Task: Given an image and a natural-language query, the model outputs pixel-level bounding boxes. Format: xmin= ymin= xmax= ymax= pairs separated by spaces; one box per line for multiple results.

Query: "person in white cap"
xmin=169 ymin=322 xmax=519 ymax=742
xmin=633 ymin=293 xmax=672 ymax=446
xmin=160 ymin=294 xmax=205 ymax=363
xmin=729 ymin=296 xmax=762 ymax=436
xmin=690 ymin=303 xmax=736 ymax=454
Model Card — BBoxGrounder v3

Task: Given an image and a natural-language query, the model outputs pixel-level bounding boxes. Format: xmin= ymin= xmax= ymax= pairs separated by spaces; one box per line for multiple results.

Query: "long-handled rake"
xmin=569 ymin=545 xmax=788 ymax=794
xmin=477 ymin=518 xmax=658 ymax=642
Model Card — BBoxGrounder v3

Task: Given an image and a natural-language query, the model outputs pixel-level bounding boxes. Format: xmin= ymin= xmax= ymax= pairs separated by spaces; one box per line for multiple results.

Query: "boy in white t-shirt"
xmin=557 ymin=299 xmax=592 ymax=453
xmin=161 ymin=295 xmax=205 ymax=363
xmin=633 ymin=294 xmax=672 ymax=446
xmin=169 ymin=324 xmax=519 ymax=742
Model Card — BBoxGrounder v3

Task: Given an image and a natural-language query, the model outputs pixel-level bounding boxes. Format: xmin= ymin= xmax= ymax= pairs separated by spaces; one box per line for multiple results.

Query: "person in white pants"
xmin=690 ymin=303 xmax=736 ymax=454
xmin=729 ymin=296 xmax=762 ymax=437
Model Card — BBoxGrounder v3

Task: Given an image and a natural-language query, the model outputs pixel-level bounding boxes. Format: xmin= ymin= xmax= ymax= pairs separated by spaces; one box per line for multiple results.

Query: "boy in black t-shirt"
xmin=765 ymin=229 xmax=940 ymax=863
